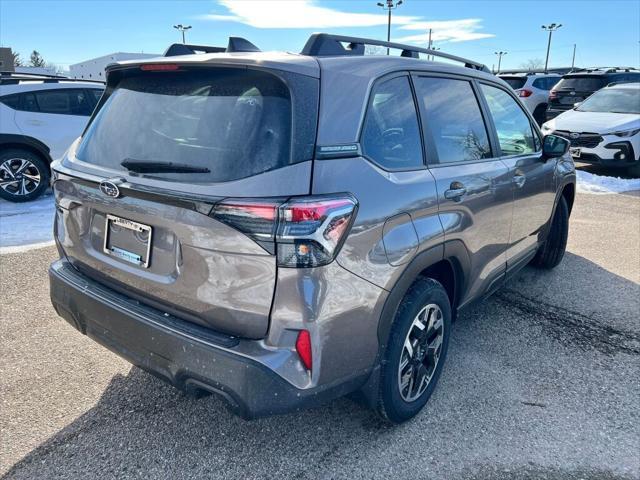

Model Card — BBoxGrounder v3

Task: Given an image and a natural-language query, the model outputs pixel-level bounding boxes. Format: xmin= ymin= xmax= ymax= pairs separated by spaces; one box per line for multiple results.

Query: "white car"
xmin=541 ymin=83 xmax=640 ymax=175
xmin=0 ymin=73 xmax=104 ymax=202
xmin=498 ymin=72 xmax=560 ymax=125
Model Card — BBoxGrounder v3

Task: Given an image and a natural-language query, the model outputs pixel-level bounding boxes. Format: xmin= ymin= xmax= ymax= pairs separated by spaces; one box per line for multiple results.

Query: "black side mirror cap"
xmin=542 ymin=134 xmax=570 ymax=159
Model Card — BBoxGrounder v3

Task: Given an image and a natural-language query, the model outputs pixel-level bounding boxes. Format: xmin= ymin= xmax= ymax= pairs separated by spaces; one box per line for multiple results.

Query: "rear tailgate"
xmin=53 ymin=62 xmax=319 ymax=339
xmin=550 ymin=75 xmax=606 ymax=110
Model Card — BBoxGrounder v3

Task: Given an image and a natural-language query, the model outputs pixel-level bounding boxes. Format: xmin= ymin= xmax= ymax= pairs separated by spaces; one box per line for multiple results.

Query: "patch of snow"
xmin=576 ymin=170 xmax=640 ymax=194
xmin=0 ymin=190 xmax=55 ymax=250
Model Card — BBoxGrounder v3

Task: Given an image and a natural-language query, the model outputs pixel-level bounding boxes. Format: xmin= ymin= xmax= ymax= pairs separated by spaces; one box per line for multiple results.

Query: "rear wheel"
xmin=532 ymin=195 xmax=569 ymax=269
xmin=0 ymin=149 xmax=50 ymax=202
xmin=377 ymin=278 xmax=451 ymax=423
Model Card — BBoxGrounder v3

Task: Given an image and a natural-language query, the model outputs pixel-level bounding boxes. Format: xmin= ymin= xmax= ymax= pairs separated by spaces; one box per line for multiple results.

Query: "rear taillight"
xmin=518 ymin=89 xmax=533 ymax=98
xmin=212 ymin=195 xmax=357 ymax=268
xmin=140 ymin=64 xmax=180 ymax=71
xmin=549 ymin=89 xmax=558 ymax=99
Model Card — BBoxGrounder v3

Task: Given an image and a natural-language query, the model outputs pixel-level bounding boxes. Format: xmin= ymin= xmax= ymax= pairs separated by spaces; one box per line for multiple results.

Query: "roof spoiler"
xmin=300 ymin=33 xmax=490 ymax=73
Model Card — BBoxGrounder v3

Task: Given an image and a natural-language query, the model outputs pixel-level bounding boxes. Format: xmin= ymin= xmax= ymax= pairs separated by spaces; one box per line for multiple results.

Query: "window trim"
xmin=32 ymin=87 xmax=95 ymax=117
xmin=357 ymin=71 xmax=428 ymax=172
xmin=410 ymin=71 xmax=499 ymax=168
xmin=476 ymin=80 xmax=543 ymax=159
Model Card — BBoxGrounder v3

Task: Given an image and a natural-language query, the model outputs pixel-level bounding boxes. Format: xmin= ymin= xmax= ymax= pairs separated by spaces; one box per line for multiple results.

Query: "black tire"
xmin=533 ymin=104 xmax=547 ymax=126
xmin=0 ymin=149 xmax=50 ymax=202
xmin=377 ymin=277 xmax=451 ymax=423
xmin=532 ymin=195 xmax=569 ymax=269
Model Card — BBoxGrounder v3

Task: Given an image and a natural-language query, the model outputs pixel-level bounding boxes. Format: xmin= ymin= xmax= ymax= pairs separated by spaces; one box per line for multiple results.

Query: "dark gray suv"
xmin=49 ymin=34 xmax=576 ymax=423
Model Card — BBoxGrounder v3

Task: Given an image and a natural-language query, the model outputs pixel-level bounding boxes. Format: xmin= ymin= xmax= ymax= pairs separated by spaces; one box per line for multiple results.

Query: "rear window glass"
xmin=76 ymin=69 xmax=297 ymax=183
xmin=501 ymin=77 xmax=527 ymax=90
xmin=555 ymin=76 xmax=606 ymax=91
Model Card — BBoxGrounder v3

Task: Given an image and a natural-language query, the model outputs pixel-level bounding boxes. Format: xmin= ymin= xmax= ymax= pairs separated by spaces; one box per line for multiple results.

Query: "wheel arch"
xmin=0 ymin=134 xmax=53 ymax=168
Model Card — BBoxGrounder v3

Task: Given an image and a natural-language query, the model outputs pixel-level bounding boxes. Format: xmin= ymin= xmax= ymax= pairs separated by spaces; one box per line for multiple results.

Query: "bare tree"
xmin=12 ymin=51 xmax=23 ymax=67
xmin=29 ymin=50 xmax=46 ymax=67
xmin=519 ymin=58 xmax=544 ymax=71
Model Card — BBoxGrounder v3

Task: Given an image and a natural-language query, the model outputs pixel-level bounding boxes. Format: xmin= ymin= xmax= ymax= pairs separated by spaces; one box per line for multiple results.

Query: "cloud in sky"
xmin=199 ymin=1 xmax=493 ymax=43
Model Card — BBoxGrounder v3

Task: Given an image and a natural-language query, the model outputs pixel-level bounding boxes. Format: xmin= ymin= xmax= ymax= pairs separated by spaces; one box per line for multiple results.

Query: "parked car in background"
xmin=498 ymin=72 xmax=560 ymax=124
xmin=542 ymin=83 xmax=640 ymax=175
xmin=49 ymin=34 xmax=575 ymax=424
xmin=546 ymin=67 xmax=640 ymax=121
xmin=0 ymin=72 xmax=104 ymax=202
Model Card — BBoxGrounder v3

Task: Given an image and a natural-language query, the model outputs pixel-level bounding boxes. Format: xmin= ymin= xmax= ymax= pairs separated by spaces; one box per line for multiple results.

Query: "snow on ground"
xmin=0 ymin=191 xmax=55 ymax=251
xmin=576 ymin=170 xmax=640 ymax=194
xmin=0 ymin=171 xmax=638 ymax=252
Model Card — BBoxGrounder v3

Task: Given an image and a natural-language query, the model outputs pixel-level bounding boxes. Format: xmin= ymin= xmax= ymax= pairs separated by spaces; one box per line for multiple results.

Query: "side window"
xmin=532 ymin=78 xmax=545 ymax=89
xmin=481 ymin=84 xmax=536 ymax=156
xmin=414 ymin=76 xmax=491 ymax=164
xmin=34 ymin=89 xmax=93 ymax=116
xmin=0 ymin=94 xmax=20 ymax=110
xmin=361 ymin=76 xmax=424 ymax=170
xmin=22 ymin=93 xmax=39 ymax=112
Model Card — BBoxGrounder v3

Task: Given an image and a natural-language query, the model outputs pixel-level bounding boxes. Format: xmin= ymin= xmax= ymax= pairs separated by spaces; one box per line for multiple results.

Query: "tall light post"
xmin=173 ymin=24 xmax=192 ymax=44
xmin=541 ymin=23 xmax=562 ymax=73
xmin=377 ymin=0 xmax=403 ymax=55
xmin=494 ymin=51 xmax=507 ymax=73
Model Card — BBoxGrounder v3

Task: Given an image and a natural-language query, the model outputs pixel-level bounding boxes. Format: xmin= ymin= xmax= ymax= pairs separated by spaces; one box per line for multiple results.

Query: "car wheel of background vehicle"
xmin=532 ymin=195 xmax=569 ymax=269
xmin=533 ymin=104 xmax=547 ymax=126
xmin=377 ymin=277 xmax=451 ymax=424
xmin=0 ymin=149 xmax=50 ymax=203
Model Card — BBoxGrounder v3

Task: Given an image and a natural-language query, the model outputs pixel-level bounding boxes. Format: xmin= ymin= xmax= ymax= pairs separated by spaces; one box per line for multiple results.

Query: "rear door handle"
xmin=444 ymin=182 xmax=467 ymax=201
xmin=513 ymin=174 xmax=526 ymax=188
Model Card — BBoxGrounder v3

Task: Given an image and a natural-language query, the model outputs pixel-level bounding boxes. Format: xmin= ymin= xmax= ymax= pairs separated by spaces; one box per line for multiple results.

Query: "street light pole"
xmin=571 ymin=43 xmax=577 ymax=71
xmin=377 ymin=0 xmax=403 ymax=55
xmin=494 ymin=51 xmax=507 ymax=73
xmin=173 ymin=24 xmax=192 ymax=44
xmin=541 ymin=23 xmax=562 ymax=73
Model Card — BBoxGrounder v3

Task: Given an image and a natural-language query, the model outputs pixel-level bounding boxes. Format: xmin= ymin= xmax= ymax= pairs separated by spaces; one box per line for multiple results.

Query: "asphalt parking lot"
xmin=1 ymin=190 xmax=639 ymax=480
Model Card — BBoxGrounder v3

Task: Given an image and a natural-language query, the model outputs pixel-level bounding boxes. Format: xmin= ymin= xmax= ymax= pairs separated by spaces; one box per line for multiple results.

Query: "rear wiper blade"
xmin=121 ymin=159 xmax=210 ymax=174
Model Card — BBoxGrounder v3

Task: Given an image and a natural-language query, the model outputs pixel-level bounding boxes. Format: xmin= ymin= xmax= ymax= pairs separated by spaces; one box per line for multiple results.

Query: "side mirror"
xmin=542 ymin=134 xmax=570 ymax=159
xmin=573 ymin=101 xmax=582 ymax=109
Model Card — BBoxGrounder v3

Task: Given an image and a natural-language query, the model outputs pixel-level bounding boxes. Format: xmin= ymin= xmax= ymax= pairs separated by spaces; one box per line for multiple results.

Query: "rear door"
xmin=478 ymin=82 xmax=557 ymax=272
xmin=413 ymin=74 xmax=513 ymax=304
xmin=53 ymin=65 xmax=319 ymax=339
xmin=13 ymin=88 xmax=94 ymax=159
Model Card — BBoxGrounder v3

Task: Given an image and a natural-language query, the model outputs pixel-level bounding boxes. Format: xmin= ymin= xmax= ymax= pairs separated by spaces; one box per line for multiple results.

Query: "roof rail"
xmin=164 ymin=37 xmax=261 ymax=57
xmin=300 ymin=33 xmax=490 ymax=72
xmin=0 ymin=71 xmax=105 ymax=85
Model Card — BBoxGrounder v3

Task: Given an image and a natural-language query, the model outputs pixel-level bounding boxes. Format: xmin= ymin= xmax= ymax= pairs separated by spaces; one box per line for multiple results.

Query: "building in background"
xmin=69 ymin=52 xmax=160 ymax=80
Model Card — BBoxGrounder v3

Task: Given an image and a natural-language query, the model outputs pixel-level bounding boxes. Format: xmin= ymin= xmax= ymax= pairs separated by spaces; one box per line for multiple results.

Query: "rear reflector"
xmin=549 ymin=89 xmax=558 ymax=99
xmin=211 ymin=195 xmax=357 ymax=268
xmin=140 ymin=64 xmax=180 ymax=71
xmin=295 ymin=330 xmax=312 ymax=370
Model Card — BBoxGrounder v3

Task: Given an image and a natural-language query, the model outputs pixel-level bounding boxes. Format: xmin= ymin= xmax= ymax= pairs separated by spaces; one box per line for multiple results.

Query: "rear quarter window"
xmin=556 ymin=76 xmax=606 ymax=91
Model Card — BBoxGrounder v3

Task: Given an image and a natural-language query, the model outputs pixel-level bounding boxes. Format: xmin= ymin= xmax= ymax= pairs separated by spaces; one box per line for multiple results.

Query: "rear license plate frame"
xmin=103 ymin=214 xmax=153 ymax=268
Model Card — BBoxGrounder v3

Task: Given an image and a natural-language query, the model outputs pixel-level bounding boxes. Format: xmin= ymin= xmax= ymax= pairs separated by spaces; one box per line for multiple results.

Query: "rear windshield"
xmin=501 ymin=77 xmax=527 ymax=90
xmin=555 ymin=76 xmax=606 ymax=92
xmin=76 ymin=68 xmax=307 ymax=183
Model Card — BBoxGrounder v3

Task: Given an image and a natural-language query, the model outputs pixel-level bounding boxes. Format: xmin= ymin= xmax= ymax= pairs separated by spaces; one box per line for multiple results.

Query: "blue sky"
xmin=1 ymin=0 xmax=638 ymax=70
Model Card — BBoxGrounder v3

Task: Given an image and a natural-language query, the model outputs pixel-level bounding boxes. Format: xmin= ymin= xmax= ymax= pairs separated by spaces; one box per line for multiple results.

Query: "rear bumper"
xmin=49 ymin=260 xmax=366 ymax=419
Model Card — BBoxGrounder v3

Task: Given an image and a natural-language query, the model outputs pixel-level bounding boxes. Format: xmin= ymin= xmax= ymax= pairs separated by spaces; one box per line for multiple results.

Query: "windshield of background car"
xmin=75 ymin=67 xmax=316 ymax=183
xmin=501 ymin=77 xmax=527 ymax=89
xmin=554 ymin=76 xmax=606 ymax=91
xmin=576 ymin=88 xmax=640 ymax=114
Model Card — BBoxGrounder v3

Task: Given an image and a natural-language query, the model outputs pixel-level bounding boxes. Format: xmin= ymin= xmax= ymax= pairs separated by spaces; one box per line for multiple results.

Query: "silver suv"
xmin=49 ymin=34 xmax=576 ymax=423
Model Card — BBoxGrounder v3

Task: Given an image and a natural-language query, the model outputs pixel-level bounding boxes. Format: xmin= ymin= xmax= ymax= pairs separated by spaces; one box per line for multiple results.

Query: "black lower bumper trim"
xmin=49 ymin=260 xmax=367 ymax=419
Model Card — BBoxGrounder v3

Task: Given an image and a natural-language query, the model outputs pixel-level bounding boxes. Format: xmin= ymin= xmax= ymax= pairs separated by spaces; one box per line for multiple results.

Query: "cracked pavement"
xmin=1 ymin=191 xmax=638 ymax=479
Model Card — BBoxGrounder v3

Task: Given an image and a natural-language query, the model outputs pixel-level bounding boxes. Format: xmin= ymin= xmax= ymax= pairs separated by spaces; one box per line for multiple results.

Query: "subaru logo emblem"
xmin=569 ymin=91 xmax=576 ymax=96
xmin=100 ymin=180 xmax=120 ymax=198
xmin=569 ymin=132 xmax=580 ymax=139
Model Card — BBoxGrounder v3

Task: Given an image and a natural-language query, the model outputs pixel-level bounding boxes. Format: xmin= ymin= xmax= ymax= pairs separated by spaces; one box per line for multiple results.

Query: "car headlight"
xmin=611 ymin=128 xmax=640 ymax=137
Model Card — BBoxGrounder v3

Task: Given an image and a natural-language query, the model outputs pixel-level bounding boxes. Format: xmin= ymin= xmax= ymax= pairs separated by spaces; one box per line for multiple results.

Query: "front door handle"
xmin=513 ymin=174 xmax=526 ymax=188
xmin=444 ymin=182 xmax=467 ymax=201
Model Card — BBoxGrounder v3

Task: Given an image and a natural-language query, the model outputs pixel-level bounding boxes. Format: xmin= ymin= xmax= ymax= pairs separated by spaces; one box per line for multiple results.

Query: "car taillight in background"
xmin=518 ymin=89 xmax=533 ymax=98
xmin=549 ymin=89 xmax=558 ymax=99
xmin=211 ymin=195 xmax=357 ymax=268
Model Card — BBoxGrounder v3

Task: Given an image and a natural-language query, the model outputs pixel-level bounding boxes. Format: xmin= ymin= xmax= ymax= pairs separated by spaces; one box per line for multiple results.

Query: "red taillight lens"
xmin=518 ymin=89 xmax=533 ymax=98
xmin=140 ymin=64 xmax=180 ymax=71
xmin=549 ymin=89 xmax=558 ymax=99
xmin=295 ymin=330 xmax=312 ymax=370
xmin=212 ymin=195 xmax=357 ymax=268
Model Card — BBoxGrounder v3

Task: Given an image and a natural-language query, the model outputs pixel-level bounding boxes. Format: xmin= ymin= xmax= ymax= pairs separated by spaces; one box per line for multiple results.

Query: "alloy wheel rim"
xmin=397 ymin=303 xmax=444 ymax=402
xmin=0 ymin=158 xmax=41 ymax=196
